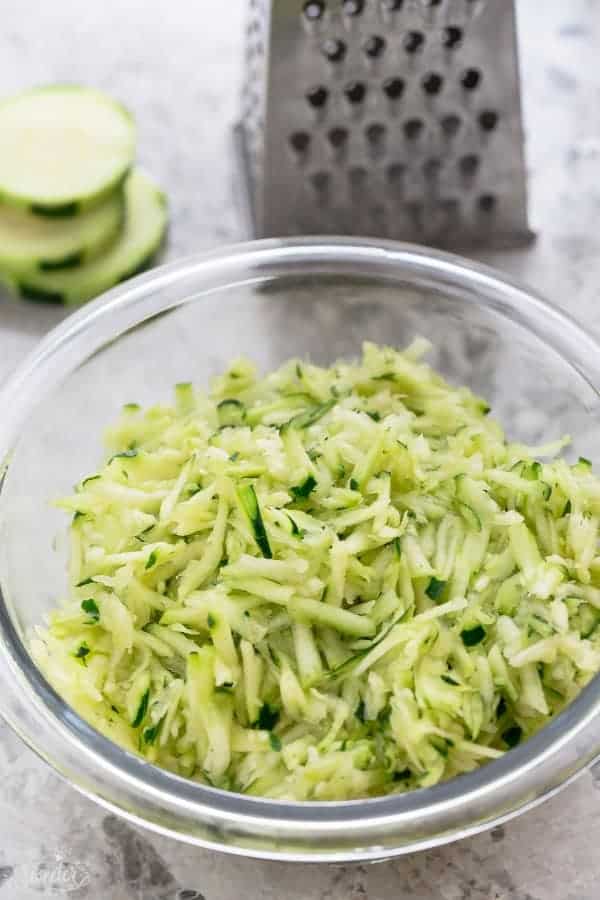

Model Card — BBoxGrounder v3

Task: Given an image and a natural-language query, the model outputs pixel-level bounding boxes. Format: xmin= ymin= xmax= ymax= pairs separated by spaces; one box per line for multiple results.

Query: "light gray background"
xmin=1 ymin=1 xmax=600 ymax=897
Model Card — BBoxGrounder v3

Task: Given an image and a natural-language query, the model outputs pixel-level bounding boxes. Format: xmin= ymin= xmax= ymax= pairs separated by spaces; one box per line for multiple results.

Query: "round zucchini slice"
xmin=0 ymin=190 xmax=125 ymax=274
xmin=0 ymin=85 xmax=136 ymax=214
xmin=10 ymin=170 xmax=167 ymax=305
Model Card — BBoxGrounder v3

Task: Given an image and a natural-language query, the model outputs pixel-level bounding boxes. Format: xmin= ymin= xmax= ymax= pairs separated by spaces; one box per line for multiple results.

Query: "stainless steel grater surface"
xmin=236 ymin=0 xmax=533 ymax=248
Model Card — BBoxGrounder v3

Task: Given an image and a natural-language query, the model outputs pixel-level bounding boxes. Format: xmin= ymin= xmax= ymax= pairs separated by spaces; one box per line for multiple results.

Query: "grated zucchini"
xmin=30 ymin=340 xmax=600 ymax=800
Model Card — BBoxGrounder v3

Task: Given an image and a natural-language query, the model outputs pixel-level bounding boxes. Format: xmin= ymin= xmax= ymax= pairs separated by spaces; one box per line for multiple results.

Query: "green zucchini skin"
xmin=39 ymin=251 xmax=84 ymax=271
xmin=17 ymin=283 xmax=64 ymax=304
xmin=237 ymin=483 xmax=273 ymax=559
xmin=30 ymin=201 xmax=80 ymax=218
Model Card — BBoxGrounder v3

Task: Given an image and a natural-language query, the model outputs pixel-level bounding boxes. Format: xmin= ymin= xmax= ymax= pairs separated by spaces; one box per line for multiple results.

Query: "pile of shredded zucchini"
xmin=31 ymin=340 xmax=600 ymax=800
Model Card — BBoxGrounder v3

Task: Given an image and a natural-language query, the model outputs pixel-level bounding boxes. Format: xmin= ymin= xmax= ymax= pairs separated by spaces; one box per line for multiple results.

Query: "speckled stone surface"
xmin=1 ymin=1 xmax=600 ymax=897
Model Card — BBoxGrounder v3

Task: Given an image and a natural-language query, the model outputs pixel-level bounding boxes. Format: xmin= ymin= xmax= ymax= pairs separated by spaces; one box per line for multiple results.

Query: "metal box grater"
xmin=235 ymin=0 xmax=533 ymax=248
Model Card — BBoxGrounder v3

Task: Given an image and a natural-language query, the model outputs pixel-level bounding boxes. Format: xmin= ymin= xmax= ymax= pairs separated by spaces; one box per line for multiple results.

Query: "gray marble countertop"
xmin=2 ymin=1 xmax=600 ymax=897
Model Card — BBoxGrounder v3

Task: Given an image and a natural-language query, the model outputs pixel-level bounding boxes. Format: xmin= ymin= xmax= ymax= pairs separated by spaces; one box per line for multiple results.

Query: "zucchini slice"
xmin=0 ymin=85 xmax=135 ymax=214
xmin=9 ymin=169 xmax=167 ymax=305
xmin=0 ymin=190 xmax=124 ymax=274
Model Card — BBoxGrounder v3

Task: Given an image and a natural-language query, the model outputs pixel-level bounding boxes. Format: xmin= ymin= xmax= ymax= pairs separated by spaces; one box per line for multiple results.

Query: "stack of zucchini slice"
xmin=0 ymin=85 xmax=168 ymax=305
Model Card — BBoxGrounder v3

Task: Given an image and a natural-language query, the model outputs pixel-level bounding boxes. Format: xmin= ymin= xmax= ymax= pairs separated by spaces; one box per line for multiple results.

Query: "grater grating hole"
xmin=370 ymin=204 xmax=388 ymax=233
xmin=441 ymin=197 xmax=460 ymax=216
xmin=289 ymin=131 xmax=311 ymax=154
xmin=383 ymin=77 xmax=405 ymax=100
xmin=328 ymin=126 xmax=349 ymax=149
xmin=303 ymin=1 xmax=325 ymax=21
xmin=306 ymin=85 xmax=329 ymax=108
xmin=443 ymin=26 xmax=463 ymax=49
xmin=310 ymin=170 xmax=331 ymax=192
xmin=344 ymin=81 xmax=367 ymax=104
xmin=424 ymin=0 xmax=443 ymax=6
xmin=440 ymin=113 xmax=461 ymax=137
xmin=404 ymin=31 xmax=425 ymax=54
xmin=461 ymin=67 xmax=482 ymax=90
xmin=342 ymin=0 xmax=364 ymax=15
xmin=381 ymin=0 xmax=403 ymax=9
xmin=348 ymin=166 xmax=368 ymax=188
xmin=322 ymin=38 xmax=347 ymax=62
xmin=478 ymin=193 xmax=496 ymax=212
xmin=386 ymin=162 xmax=405 ymax=184
xmin=404 ymin=117 xmax=424 ymax=140
xmin=422 ymin=73 xmax=443 ymax=95
xmin=365 ymin=123 xmax=386 ymax=156
xmin=478 ymin=109 xmax=499 ymax=131
xmin=459 ymin=153 xmax=480 ymax=176
xmin=406 ymin=201 xmax=424 ymax=231
xmin=363 ymin=35 xmax=386 ymax=59
xmin=423 ymin=158 xmax=441 ymax=179
xmin=440 ymin=198 xmax=461 ymax=231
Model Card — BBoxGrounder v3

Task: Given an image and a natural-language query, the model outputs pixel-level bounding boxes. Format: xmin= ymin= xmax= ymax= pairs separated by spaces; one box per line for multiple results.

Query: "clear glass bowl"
xmin=1 ymin=237 xmax=600 ymax=863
